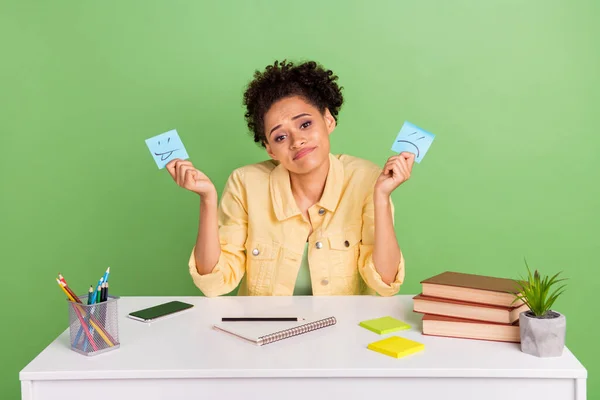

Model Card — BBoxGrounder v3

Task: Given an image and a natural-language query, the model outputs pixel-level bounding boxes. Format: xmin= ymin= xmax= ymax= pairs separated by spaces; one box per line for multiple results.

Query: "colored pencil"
xmin=56 ymin=280 xmax=98 ymax=351
xmin=57 ymin=272 xmax=117 ymax=349
xmin=58 ymin=274 xmax=81 ymax=303
xmin=100 ymin=282 xmax=107 ymax=302
xmin=57 ymin=278 xmax=116 ymax=348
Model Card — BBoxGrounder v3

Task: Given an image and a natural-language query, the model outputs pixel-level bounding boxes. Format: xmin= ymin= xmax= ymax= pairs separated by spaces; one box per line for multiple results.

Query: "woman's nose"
xmin=290 ymin=132 xmax=307 ymax=148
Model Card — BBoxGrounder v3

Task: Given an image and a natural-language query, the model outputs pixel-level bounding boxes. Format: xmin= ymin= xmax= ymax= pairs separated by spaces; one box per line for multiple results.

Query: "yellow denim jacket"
xmin=188 ymin=153 xmax=405 ymax=297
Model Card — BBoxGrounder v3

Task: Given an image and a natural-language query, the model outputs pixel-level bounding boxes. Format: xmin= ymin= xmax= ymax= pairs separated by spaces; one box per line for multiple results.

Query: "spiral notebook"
xmin=213 ymin=316 xmax=337 ymax=346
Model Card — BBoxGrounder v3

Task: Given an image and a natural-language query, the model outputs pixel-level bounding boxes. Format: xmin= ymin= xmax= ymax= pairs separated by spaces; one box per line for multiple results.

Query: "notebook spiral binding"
xmin=257 ymin=316 xmax=337 ymax=346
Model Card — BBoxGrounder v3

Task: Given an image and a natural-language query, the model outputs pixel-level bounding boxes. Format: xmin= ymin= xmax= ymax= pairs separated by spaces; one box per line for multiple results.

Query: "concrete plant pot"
xmin=519 ymin=310 xmax=566 ymax=357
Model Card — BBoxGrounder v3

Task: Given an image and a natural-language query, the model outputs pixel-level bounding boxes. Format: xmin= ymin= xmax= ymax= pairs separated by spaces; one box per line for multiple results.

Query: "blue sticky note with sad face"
xmin=145 ymin=129 xmax=189 ymax=169
xmin=391 ymin=121 xmax=435 ymax=163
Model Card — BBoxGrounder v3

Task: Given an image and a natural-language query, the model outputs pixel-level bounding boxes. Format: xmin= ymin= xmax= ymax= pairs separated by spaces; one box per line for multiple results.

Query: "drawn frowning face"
xmin=391 ymin=122 xmax=435 ymax=163
xmin=396 ymin=131 xmax=426 ymax=157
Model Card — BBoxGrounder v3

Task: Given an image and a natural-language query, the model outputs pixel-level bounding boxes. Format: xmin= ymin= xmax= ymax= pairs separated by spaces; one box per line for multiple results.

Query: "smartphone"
xmin=127 ymin=301 xmax=194 ymax=322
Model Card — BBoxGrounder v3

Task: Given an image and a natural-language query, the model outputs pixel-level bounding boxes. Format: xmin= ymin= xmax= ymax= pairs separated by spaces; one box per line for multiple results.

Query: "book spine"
xmin=258 ymin=317 xmax=337 ymax=345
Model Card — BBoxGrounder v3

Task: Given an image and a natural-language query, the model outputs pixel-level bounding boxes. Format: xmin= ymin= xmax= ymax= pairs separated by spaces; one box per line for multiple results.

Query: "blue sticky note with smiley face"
xmin=391 ymin=121 xmax=435 ymax=163
xmin=145 ymin=129 xmax=189 ymax=169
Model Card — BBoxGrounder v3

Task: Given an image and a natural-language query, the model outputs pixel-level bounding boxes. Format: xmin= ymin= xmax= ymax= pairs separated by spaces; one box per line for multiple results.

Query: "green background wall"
xmin=1 ymin=1 xmax=597 ymax=398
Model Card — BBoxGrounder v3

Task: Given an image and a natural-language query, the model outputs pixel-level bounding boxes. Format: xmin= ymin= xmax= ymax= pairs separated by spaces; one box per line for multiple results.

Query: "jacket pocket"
xmin=327 ymin=226 xmax=361 ymax=276
xmin=245 ymin=239 xmax=279 ymax=295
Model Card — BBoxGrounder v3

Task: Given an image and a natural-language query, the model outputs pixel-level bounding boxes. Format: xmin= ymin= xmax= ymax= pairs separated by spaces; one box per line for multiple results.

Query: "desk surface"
xmin=20 ymin=295 xmax=587 ymax=381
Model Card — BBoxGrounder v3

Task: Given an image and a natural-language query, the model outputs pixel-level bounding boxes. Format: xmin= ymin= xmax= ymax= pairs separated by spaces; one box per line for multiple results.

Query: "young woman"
xmin=167 ymin=60 xmax=415 ymax=297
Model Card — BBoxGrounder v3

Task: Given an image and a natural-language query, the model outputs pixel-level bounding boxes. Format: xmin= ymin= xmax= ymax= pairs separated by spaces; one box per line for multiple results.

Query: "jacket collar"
xmin=269 ymin=153 xmax=344 ymax=221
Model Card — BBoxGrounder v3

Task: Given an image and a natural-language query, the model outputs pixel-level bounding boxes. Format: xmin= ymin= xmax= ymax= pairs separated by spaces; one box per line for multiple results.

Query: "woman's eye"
xmin=275 ymin=135 xmax=286 ymax=142
xmin=300 ymin=121 xmax=311 ymax=129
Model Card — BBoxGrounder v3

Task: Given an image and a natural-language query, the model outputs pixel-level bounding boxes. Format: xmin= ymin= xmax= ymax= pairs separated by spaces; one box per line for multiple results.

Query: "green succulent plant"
xmin=513 ymin=258 xmax=567 ymax=318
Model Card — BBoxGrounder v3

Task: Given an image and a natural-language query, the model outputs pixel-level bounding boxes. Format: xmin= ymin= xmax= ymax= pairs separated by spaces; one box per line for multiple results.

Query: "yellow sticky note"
xmin=359 ymin=316 xmax=411 ymax=334
xmin=367 ymin=336 xmax=424 ymax=359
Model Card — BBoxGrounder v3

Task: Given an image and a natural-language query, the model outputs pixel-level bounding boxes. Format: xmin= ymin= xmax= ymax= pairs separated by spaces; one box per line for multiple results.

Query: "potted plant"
xmin=512 ymin=259 xmax=567 ymax=357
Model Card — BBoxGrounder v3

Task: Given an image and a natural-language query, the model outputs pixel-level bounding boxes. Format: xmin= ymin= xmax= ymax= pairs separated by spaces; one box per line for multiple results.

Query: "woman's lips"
xmin=294 ymin=147 xmax=316 ymax=160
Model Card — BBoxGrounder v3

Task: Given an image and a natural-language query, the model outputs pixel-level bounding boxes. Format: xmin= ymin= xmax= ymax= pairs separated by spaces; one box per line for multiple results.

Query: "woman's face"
xmin=263 ymin=96 xmax=336 ymax=175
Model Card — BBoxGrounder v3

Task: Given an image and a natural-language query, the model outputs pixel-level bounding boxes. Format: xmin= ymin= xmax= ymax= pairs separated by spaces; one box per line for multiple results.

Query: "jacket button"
xmin=344 ymin=240 xmax=350 ymax=247
xmin=318 ymin=208 xmax=325 ymax=215
xmin=315 ymin=241 xmax=323 ymax=249
xmin=252 ymin=248 xmax=260 ymax=256
xmin=321 ymin=279 xmax=329 ymax=286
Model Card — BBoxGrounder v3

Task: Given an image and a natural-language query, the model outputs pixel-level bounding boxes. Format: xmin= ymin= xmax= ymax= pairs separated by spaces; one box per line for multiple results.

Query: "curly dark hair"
xmin=242 ymin=60 xmax=344 ymax=147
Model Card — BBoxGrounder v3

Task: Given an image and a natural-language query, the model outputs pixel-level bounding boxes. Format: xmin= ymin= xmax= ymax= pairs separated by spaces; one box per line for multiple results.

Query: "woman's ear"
xmin=324 ymin=108 xmax=336 ymax=134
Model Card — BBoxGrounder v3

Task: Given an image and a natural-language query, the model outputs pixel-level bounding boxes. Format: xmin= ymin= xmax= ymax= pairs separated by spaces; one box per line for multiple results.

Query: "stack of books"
xmin=413 ymin=271 xmax=528 ymax=343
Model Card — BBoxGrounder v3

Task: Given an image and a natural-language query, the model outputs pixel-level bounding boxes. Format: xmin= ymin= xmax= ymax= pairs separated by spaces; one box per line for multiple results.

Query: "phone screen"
xmin=128 ymin=301 xmax=194 ymax=321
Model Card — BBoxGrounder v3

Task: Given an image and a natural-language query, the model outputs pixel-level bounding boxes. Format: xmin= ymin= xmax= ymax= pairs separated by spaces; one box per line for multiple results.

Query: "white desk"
xmin=20 ymin=295 xmax=587 ymax=400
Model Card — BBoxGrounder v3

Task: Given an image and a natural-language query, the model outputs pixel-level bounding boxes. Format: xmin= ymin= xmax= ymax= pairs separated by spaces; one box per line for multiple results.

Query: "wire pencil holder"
xmin=67 ymin=294 xmax=120 ymax=356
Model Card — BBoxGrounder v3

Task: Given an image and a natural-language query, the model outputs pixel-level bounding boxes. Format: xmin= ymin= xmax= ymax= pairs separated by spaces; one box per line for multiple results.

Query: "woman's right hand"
xmin=166 ymin=159 xmax=217 ymax=198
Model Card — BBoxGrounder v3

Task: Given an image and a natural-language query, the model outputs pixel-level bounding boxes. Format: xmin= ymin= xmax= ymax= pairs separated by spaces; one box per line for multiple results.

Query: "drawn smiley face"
xmin=154 ymin=136 xmax=180 ymax=161
xmin=145 ymin=129 xmax=190 ymax=169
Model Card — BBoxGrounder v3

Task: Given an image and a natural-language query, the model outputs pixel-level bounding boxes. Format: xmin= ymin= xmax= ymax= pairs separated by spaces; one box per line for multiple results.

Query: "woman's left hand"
xmin=374 ymin=152 xmax=416 ymax=197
